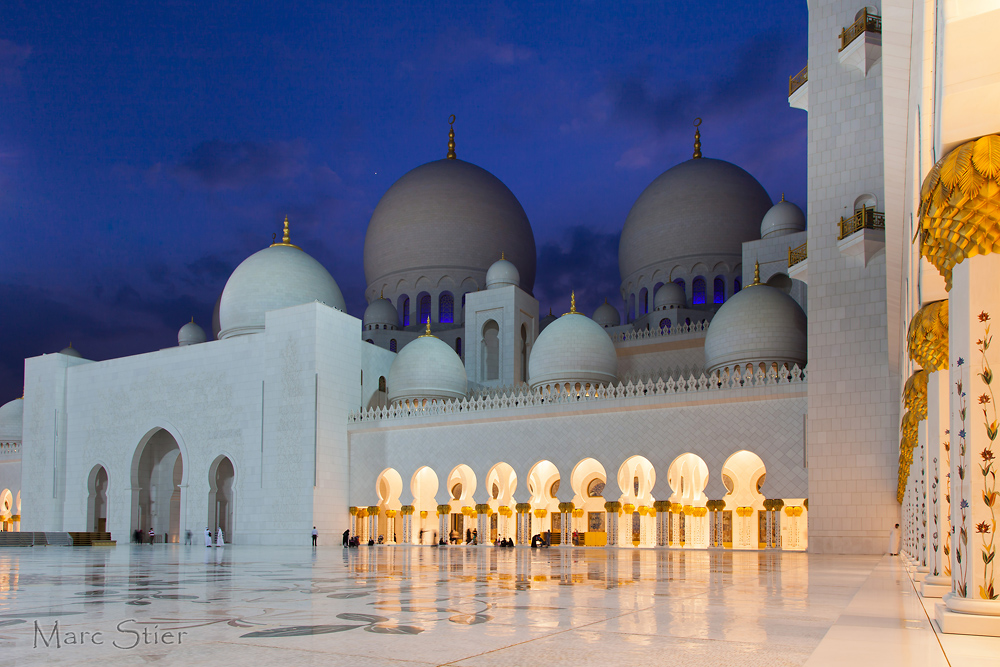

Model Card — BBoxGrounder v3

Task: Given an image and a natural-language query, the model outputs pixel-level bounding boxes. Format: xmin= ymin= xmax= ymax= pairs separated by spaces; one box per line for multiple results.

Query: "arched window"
xmin=734 ymin=277 xmax=741 ymax=294
xmin=378 ymin=376 xmax=386 ymax=392
xmin=639 ymin=288 xmax=648 ymax=315
xmin=482 ymin=320 xmax=500 ymax=381
xmin=692 ymin=277 xmax=706 ymax=305
xmin=389 ymin=339 xmax=397 ymax=352
xmin=659 ymin=318 xmax=671 ymax=331
xmin=456 ymin=337 xmax=462 ymax=357
xmin=398 ymin=296 xmax=410 ymax=327
xmin=418 ymin=293 xmax=431 ymax=325
xmin=714 ymin=276 xmax=725 ymax=304
xmin=439 ymin=292 xmax=454 ymax=324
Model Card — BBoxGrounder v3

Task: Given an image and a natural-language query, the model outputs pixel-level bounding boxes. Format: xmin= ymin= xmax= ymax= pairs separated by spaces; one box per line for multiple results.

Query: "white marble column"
xmin=924 ymin=369 xmax=952 ymax=595
xmin=940 ymin=255 xmax=1000 ymax=635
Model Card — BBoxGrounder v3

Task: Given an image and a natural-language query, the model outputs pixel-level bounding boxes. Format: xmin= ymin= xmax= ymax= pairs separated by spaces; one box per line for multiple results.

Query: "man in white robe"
xmin=888 ymin=523 xmax=900 ymax=555
xmin=216 ymin=527 xmax=224 ymax=547
xmin=205 ymin=527 xmax=212 ymax=547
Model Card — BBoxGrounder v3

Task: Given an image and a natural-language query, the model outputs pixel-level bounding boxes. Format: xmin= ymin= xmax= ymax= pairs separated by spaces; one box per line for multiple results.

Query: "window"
xmin=520 ymin=324 xmax=528 ymax=383
xmin=660 ymin=318 xmax=671 ymax=330
xmin=398 ymin=296 xmax=410 ymax=327
xmin=455 ymin=337 xmax=462 ymax=357
xmin=714 ymin=276 xmax=725 ymax=304
xmin=378 ymin=376 xmax=386 ymax=392
xmin=439 ymin=291 xmax=454 ymax=324
xmin=692 ymin=277 xmax=706 ymax=305
xmin=389 ymin=339 xmax=397 ymax=352
xmin=587 ymin=479 xmax=605 ymax=497
xmin=418 ymin=293 xmax=431 ymax=326
xmin=734 ymin=277 xmax=741 ymax=294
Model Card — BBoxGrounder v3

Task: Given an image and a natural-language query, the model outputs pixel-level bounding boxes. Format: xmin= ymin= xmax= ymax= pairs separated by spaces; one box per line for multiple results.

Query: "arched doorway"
xmin=721 ymin=450 xmax=767 ymax=550
xmin=617 ymin=455 xmax=656 ymax=548
xmin=527 ymin=460 xmax=560 ymax=544
xmin=569 ymin=458 xmax=607 ymax=545
xmin=208 ymin=456 xmax=235 ymax=544
xmin=131 ymin=428 xmax=184 ymax=544
xmin=0 ymin=489 xmax=12 ymax=532
xmin=375 ymin=468 xmax=403 ymax=544
xmin=410 ymin=466 xmax=439 ymax=544
xmin=667 ymin=453 xmax=709 ymax=548
xmin=446 ymin=464 xmax=477 ymax=543
xmin=486 ymin=462 xmax=517 ymax=543
xmin=87 ymin=465 xmax=109 ymax=533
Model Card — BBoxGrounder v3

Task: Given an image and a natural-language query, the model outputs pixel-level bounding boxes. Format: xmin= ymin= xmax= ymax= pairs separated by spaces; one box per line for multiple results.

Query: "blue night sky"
xmin=0 ymin=0 xmax=808 ymax=402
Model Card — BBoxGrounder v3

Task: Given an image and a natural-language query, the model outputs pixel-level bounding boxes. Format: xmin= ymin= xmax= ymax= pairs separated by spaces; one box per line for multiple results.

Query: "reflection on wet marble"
xmin=0 ymin=545 xmax=980 ymax=666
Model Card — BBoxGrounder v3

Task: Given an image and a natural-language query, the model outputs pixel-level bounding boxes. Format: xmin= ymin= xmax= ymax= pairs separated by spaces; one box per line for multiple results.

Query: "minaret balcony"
xmin=838 ymin=9 xmax=882 ymax=75
xmin=788 ymin=65 xmax=808 ymax=111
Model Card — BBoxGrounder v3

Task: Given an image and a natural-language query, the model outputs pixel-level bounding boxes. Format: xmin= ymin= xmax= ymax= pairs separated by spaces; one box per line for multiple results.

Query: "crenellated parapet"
xmin=349 ymin=364 xmax=806 ymax=424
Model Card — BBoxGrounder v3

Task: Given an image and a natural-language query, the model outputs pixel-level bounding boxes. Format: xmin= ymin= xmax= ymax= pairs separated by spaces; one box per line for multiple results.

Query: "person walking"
xmin=342 ymin=529 xmax=349 ymax=547
xmin=205 ymin=527 xmax=212 ymax=547
xmin=184 ymin=529 xmax=192 ymax=545
xmin=312 ymin=526 xmax=318 ymax=546
xmin=148 ymin=528 xmax=155 ymax=545
xmin=215 ymin=527 xmax=224 ymax=547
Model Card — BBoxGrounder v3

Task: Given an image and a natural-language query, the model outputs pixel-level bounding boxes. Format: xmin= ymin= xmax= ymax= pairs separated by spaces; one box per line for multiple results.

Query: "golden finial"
xmin=563 ymin=291 xmax=580 ymax=316
xmin=447 ymin=114 xmax=456 ymax=159
xmin=781 ymin=192 xmax=786 ymax=202
xmin=501 ymin=251 xmax=505 ymax=260
xmin=380 ymin=288 xmax=384 ymax=299
xmin=693 ymin=118 xmax=702 ymax=159
xmin=270 ymin=215 xmax=301 ymax=250
xmin=751 ymin=260 xmax=761 ymax=286
xmin=419 ymin=316 xmax=434 ymax=337
xmin=191 ymin=316 xmax=195 ymax=323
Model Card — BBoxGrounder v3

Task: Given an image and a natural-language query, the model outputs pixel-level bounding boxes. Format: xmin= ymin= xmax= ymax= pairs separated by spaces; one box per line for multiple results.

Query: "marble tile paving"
xmin=0 ymin=545 xmax=988 ymax=666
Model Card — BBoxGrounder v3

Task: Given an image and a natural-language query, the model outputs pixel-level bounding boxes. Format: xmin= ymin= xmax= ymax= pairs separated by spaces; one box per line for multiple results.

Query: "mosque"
xmin=2 ymin=0 xmax=1000 ymax=636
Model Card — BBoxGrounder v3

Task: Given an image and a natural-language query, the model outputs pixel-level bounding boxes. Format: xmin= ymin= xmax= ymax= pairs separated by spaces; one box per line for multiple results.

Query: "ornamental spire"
xmin=270 ymin=215 xmax=301 ymax=250
xmin=751 ymin=260 xmax=761 ymax=286
xmin=419 ymin=316 xmax=434 ymax=337
xmin=447 ymin=114 xmax=456 ymax=159
xmin=693 ymin=118 xmax=702 ymax=159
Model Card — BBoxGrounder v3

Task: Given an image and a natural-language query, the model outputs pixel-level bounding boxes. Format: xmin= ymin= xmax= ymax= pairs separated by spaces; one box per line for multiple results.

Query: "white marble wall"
xmin=805 ymin=0 xmax=896 ymax=554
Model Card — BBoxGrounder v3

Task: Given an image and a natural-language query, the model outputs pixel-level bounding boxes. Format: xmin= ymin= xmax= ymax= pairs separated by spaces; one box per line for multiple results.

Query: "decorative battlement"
xmin=0 ymin=442 xmax=19 ymax=457
xmin=611 ymin=320 xmax=708 ymax=345
xmin=349 ymin=365 xmax=806 ymax=424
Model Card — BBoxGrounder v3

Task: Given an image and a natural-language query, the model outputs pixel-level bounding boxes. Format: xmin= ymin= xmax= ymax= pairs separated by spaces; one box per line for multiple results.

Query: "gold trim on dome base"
xmin=907 ymin=300 xmax=949 ymax=371
xmin=918 ymin=135 xmax=1000 ymax=290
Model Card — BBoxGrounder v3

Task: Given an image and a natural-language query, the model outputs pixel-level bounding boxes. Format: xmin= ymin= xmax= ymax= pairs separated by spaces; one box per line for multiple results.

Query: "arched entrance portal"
xmin=87 ymin=465 xmax=109 ymax=533
xmin=208 ymin=456 xmax=235 ymax=544
xmin=131 ymin=429 xmax=183 ymax=544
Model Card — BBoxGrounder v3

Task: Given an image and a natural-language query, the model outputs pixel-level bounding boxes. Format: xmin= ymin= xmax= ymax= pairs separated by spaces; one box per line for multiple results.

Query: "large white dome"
xmin=387 ymin=331 xmax=468 ymax=405
xmin=528 ymin=302 xmax=618 ymax=390
xmin=219 ymin=238 xmax=345 ymax=339
xmin=619 ymin=157 xmax=771 ymax=284
xmin=760 ymin=197 xmax=806 ymax=238
xmin=704 ymin=277 xmax=807 ymax=374
xmin=0 ymin=398 xmax=23 ymax=442
xmin=364 ymin=158 xmax=536 ymax=306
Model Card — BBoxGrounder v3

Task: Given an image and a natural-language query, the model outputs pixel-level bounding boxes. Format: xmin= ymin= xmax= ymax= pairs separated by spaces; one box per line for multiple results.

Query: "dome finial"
xmin=693 ymin=118 xmax=702 ymax=159
xmin=751 ymin=260 xmax=761 ymax=286
xmin=563 ymin=291 xmax=580 ymax=316
xmin=781 ymin=192 xmax=786 ymax=202
xmin=419 ymin=316 xmax=434 ymax=337
xmin=380 ymin=288 xmax=384 ymax=299
xmin=501 ymin=251 xmax=504 ymax=260
xmin=270 ymin=215 xmax=302 ymax=250
xmin=447 ymin=114 xmax=457 ymax=159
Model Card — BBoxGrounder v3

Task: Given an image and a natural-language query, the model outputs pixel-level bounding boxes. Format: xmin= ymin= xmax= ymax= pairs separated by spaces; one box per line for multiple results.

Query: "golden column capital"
xmin=918 ymin=134 xmax=1000 ymax=290
xmin=907 ymin=300 xmax=949 ymax=371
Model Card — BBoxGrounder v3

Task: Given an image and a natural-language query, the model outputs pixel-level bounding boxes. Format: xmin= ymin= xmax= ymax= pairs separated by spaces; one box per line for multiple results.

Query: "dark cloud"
xmin=186 ymin=254 xmax=234 ymax=283
xmin=0 ymin=39 xmax=31 ymax=86
xmin=172 ymin=139 xmax=310 ymax=191
xmin=534 ymin=226 xmax=622 ymax=319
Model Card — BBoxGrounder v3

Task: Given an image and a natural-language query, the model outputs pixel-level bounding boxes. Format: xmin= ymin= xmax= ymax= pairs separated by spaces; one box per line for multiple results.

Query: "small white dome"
xmin=387 ymin=332 xmax=468 ymax=404
xmin=654 ymin=283 xmax=686 ymax=310
xmin=760 ymin=197 xmax=806 ymax=238
xmin=592 ymin=300 xmax=620 ymax=328
xmin=528 ymin=302 xmax=617 ymax=390
xmin=59 ymin=344 xmax=82 ymax=358
xmin=704 ymin=278 xmax=806 ymax=374
xmin=0 ymin=398 xmax=23 ymax=442
xmin=486 ymin=257 xmax=520 ymax=290
xmin=364 ymin=297 xmax=399 ymax=329
xmin=219 ymin=238 xmax=346 ymax=339
xmin=539 ymin=308 xmax=557 ymax=333
xmin=178 ymin=319 xmax=206 ymax=346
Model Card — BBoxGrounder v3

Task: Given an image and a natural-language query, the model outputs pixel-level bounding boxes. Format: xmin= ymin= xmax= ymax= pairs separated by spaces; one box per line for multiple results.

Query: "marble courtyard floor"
xmin=0 ymin=545 xmax=996 ymax=666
